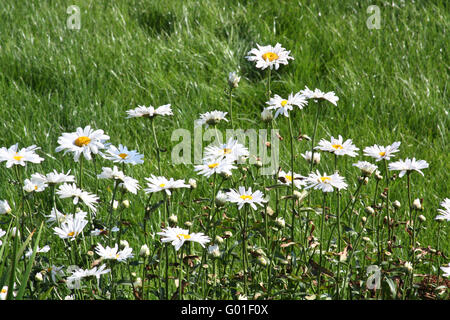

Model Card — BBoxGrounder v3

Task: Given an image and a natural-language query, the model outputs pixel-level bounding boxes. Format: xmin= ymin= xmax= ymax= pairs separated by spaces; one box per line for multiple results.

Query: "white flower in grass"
xmin=44 ymin=207 xmax=88 ymax=225
xmin=226 ymin=186 xmax=267 ymax=210
xmin=157 ymin=226 xmax=210 ymax=251
xmin=266 ymin=93 xmax=308 ymax=118
xmin=56 ymin=183 xmax=99 ymax=213
xmin=103 ymin=144 xmax=144 ymax=165
xmin=304 ymin=171 xmax=348 ymax=193
xmin=352 ymin=161 xmax=378 ymax=176
xmin=0 ymin=286 xmax=12 ymax=300
xmin=363 ymin=141 xmax=401 ymax=162
xmin=53 ymin=213 xmax=88 ymax=241
xmin=24 ymin=245 xmax=50 ymax=258
xmin=301 ymin=151 xmax=321 ymax=164
xmin=91 ymin=226 xmax=119 ymax=236
xmin=388 ymin=158 xmax=429 ymax=178
xmin=204 ymin=138 xmax=249 ymax=163
xmin=436 ymin=198 xmax=450 ymax=222
xmin=66 ymin=265 xmax=110 ymax=287
xmin=194 ymin=158 xmax=236 ymax=178
xmin=277 ymin=170 xmax=307 ymax=189
xmin=55 ymin=126 xmax=110 ymax=162
xmin=144 ymin=175 xmax=189 ymax=196
xmin=315 ymin=135 xmax=359 ymax=157
xmin=126 ymin=104 xmax=173 ymax=119
xmin=246 ymin=43 xmax=294 ymax=70
xmin=195 ymin=110 xmax=228 ymax=128
xmin=95 ymin=243 xmax=134 ymax=262
xmin=0 ymin=228 xmax=6 ymax=246
xmin=43 ymin=170 xmax=75 ymax=185
xmin=44 ymin=265 xmax=65 ymax=283
xmin=300 ymin=86 xmax=339 ymax=106
xmin=441 ymin=263 xmax=450 ymax=277
xmin=0 ymin=200 xmax=11 ymax=215
xmin=228 ymin=72 xmax=241 ymax=89
xmin=97 ymin=166 xmax=140 ymax=194
xmin=0 ymin=143 xmax=44 ymax=168
xmin=261 ymin=108 xmax=274 ymax=122
xmin=23 ymin=177 xmax=48 ymax=193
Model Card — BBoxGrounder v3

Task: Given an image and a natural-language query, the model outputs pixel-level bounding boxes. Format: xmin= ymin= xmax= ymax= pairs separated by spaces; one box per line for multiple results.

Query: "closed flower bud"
xmin=184 ymin=221 xmax=193 ymax=228
xmin=215 ymin=235 xmax=224 ymax=244
xmin=404 ymin=261 xmax=413 ymax=273
xmin=412 ymin=199 xmax=422 ymax=210
xmin=120 ymin=240 xmax=129 ymax=248
xmin=122 ymin=199 xmax=130 ymax=208
xmin=261 ymin=108 xmax=273 ymax=122
xmin=208 ymin=244 xmax=220 ymax=258
xmin=418 ymin=215 xmax=426 ymax=222
xmin=87 ymin=250 xmax=94 ymax=256
xmin=35 ymin=272 xmax=44 ymax=282
xmin=140 ymin=244 xmax=150 ymax=257
xmin=133 ymin=277 xmax=142 ymax=288
xmin=228 ymin=72 xmax=240 ymax=89
xmin=375 ymin=170 xmax=383 ymax=181
xmin=275 ymin=217 xmax=285 ymax=228
xmin=223 ymin=231 xmax=233 ymax=238
xmin=393 ymin=200 xmax=401 ymax=209
xmin=215 ymin=191 xmax=228 ymax=208
xmin=365 ymin=206 xmax=375 ymax=215
xmin=255 ymin=160 xmax=263 ymax=168
xmin=257 ymin=255 xmax=268 ymax=266
xmin=112 ymin=200 xmax=119 ymax=210
xmin=188 ymin=178 xmax=197 ymax=189
xmin=169 ymin=214 xmax=178 ymax=224
xmin=361 ymin=216 xmax=367 ymax=223
xmin=266 ymin=206 xmax=274 ymax=217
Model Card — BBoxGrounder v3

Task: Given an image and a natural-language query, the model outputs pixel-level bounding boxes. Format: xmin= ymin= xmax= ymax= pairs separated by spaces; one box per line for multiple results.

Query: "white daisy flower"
xmin=300 ymin=86 xmax=339 ymax=106
xmin=0 ymin=228 xmax=6 ymax=246
xmin=126 ymin=104 xmax=173 ymax=119
xmin=352 ymin=161 xmax=378 ymax=176
xmin=0 ymin=200 xmax=11 ymax=215
xmin=266 ymin=92 xmax=308 ymax=118
xmin=315 ymin=135 xmax=359 ymax=157
xmin=278 ymin=170 xmax=307 ymax=189
xmin=24 ymin=245 xmax=50 ymax=258
xmin=56 ymin=183 xmax=99 ymax=212
xmin=1 ymin=286 xmax=11 ymax=300
xmin=44 ymin=265 xmax=65 ymax=283
xmin=388 ymin=158 xmax=429 ymax=178
xmin=97 ymin=166 xmax=141 ymax=194
xmin=55 ymin=126 xmax=110 ymax=162
xmin=66 ymin=265 xmax=110 ymax=287
xmin=53 ymin=213 xmax=88 ymax=241
xmin=95 ymin=243 xmax=134 ymax=262
xmin=157 ymin=226 xmax=210 ymax=251
xmin=194 ymin=158 xmax=236 ymax=178
xmin=226 ymin=186 xmax=267 ymax=210
xmin=301 ymin=151 xmax=321 ymax=164
xmin=44 ymin=170 xmax=76 ymax=185
xmin=195 ymin=110 xmax=228 ymax=128
xmin=103 ymin=144 xmax=144 ymax=165
xmin=0 ymin=143 xmax=44 ymax=168
xmin=435 ymin=198 xmax=450 ymax=221
xmin=261 ymin=108 xmax=274 ymax=122
xmin=441 ymin=263 xmax=450 ymax=277
xmin=228 ymin=72 xmax=240 ymax=89
xmin=304 ymin=170 xmax=348 ymax=193
xmin=23 ymin=177 xmax=48 ymax=193
xmin=143 ymin=175 xmax=189 ymax=196
xmin=203 ymin=138 xmax=249 ymax=163
xmin=363 ymin=141 xmax=401 ymax=162
xmin=90 ymin=226 xmax=119 ymax=236
xmin=245 ymin=43 xmax=294 ymax=70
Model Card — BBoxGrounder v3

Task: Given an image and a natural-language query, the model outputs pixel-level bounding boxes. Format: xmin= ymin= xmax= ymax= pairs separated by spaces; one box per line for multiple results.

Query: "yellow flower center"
xmin=332 ymin=144 xmax=343 ymax=150
xmin=74 ymin=136 xmax=91 ymax=147
xmin=159 ymin=183 xmax=166 ymax=188
xmin=177 ymin=234 xmax=191 ymax=240
xmin=379 ymin=151 xmax=386 ymax=157
xmin=262 ymin=52 xmax=279 ymax=62
xmin=208 ymin=163 xmax=219 ymax=169
xmin=285 ymin=175 xmax=293 ymax=182
xmin=223 ymin=148 xmax=232 ymax=154
xmin=67 ymin=231 xmax=75 ymax=237
xmin=13 ymin=153 xmax=23 ymax=161
xmin=240 ymin=195 xmax=253 ymax=201
xmin=118 ymin=153 xmax=128 ymax=159
xmin=34 ymin=185 xmax=38 ymax=190
xmin=319 ymin=177 xmax=331 ymax=183
xmin=1 ymin=289 xmax=6 ymax=294
xmin=281 ymin=100 xmax=288 ymax=107
xmin=115 ymin=254 xmax=120 ymax=259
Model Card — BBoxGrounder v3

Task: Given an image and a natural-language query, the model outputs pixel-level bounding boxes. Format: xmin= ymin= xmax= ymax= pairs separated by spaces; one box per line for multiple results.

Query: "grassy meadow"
xmin=0 ymin=0 xmax=448 ymax=300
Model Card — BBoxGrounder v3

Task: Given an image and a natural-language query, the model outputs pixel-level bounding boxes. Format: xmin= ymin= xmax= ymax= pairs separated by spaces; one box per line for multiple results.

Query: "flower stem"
xmin=151 ymin=118 xmax=162 ymax=175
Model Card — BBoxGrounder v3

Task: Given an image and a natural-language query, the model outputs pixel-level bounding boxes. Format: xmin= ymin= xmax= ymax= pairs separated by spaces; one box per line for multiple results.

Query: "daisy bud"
xmin=365 ymin=206 xmax=375 ymax=215
xmin=412 ymin=199 xmax=422 ymax=210
xmin=404 ymin=261 xmax=413 ymax=273
xmin=140 ymin=244 xmax=150 ymax=257
xmin=361 ymin=216 xmax=367 ymax=223
xmin=87 ymin=250 xmax=94 ymax=256
xmin=169 ymin=214 xmax=178 ymax=224
xmin=293 ymin=190 xmax=308 ymax=202
xmin=215 ymin=235 xmax=224 ymax=244
xmin=122 ymin=200 xmax=130 ymax=208
xmin=257 ymin=255 xmax=268 ymax=266
xmin=418 ymin=215 xmax=426 ymax=223
xmin=0 ymin=200 xmax=12 ymax=215
xmin=184 ymin=221 xmax=193 ymax=228
xmin=374 ymin=170 xmax=383 ymax=181
xmin=188 ymin=178 xmax=197 ymax=189
xmin=208 ymin=244 xmax=221 ymax=258
xmin=363 ymin=177 xmax=369 ymax=185
xmin=393 ymin=200 xmax=401 ymax=209
xmin=11 ymin=227 xmax=19 ymax=238
xmin=255 ymin=160 xmax=263 ymax=168
xmin=261 ymin=108 xmax=273 ymax=123
xmin=362 ymin=237 xmax=371 ymax=242
xmin=223 ymin=231 xmax=233 ymax=238
xmin=215 ymin=191 xmax=228 ymax=208
xmin=35 ymin=272 xmax=44 ymax=282
xmin=133 ymin=277 xmax=143 ymax=288
xmin=266 ymin=206 xmax=274 ymax=217
xmin=275 ymin=217 xmax=285 ymax=228
xmin=120 ymin=240 xmax=129 ymax=248
xmin=228 ymin=72 xmax=240 ymax=89
xmin=112 ymin=200 xmax=119 ymax=210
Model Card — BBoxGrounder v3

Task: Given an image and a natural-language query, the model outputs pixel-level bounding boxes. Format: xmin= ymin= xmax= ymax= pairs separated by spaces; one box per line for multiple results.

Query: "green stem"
xmin=151 ymin=118 xmax=162 ymax=175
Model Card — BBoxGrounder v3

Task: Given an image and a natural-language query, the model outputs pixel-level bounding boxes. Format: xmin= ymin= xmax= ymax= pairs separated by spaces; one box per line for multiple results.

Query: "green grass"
xmin=0 ymin=0 xmax=448 ymax=299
